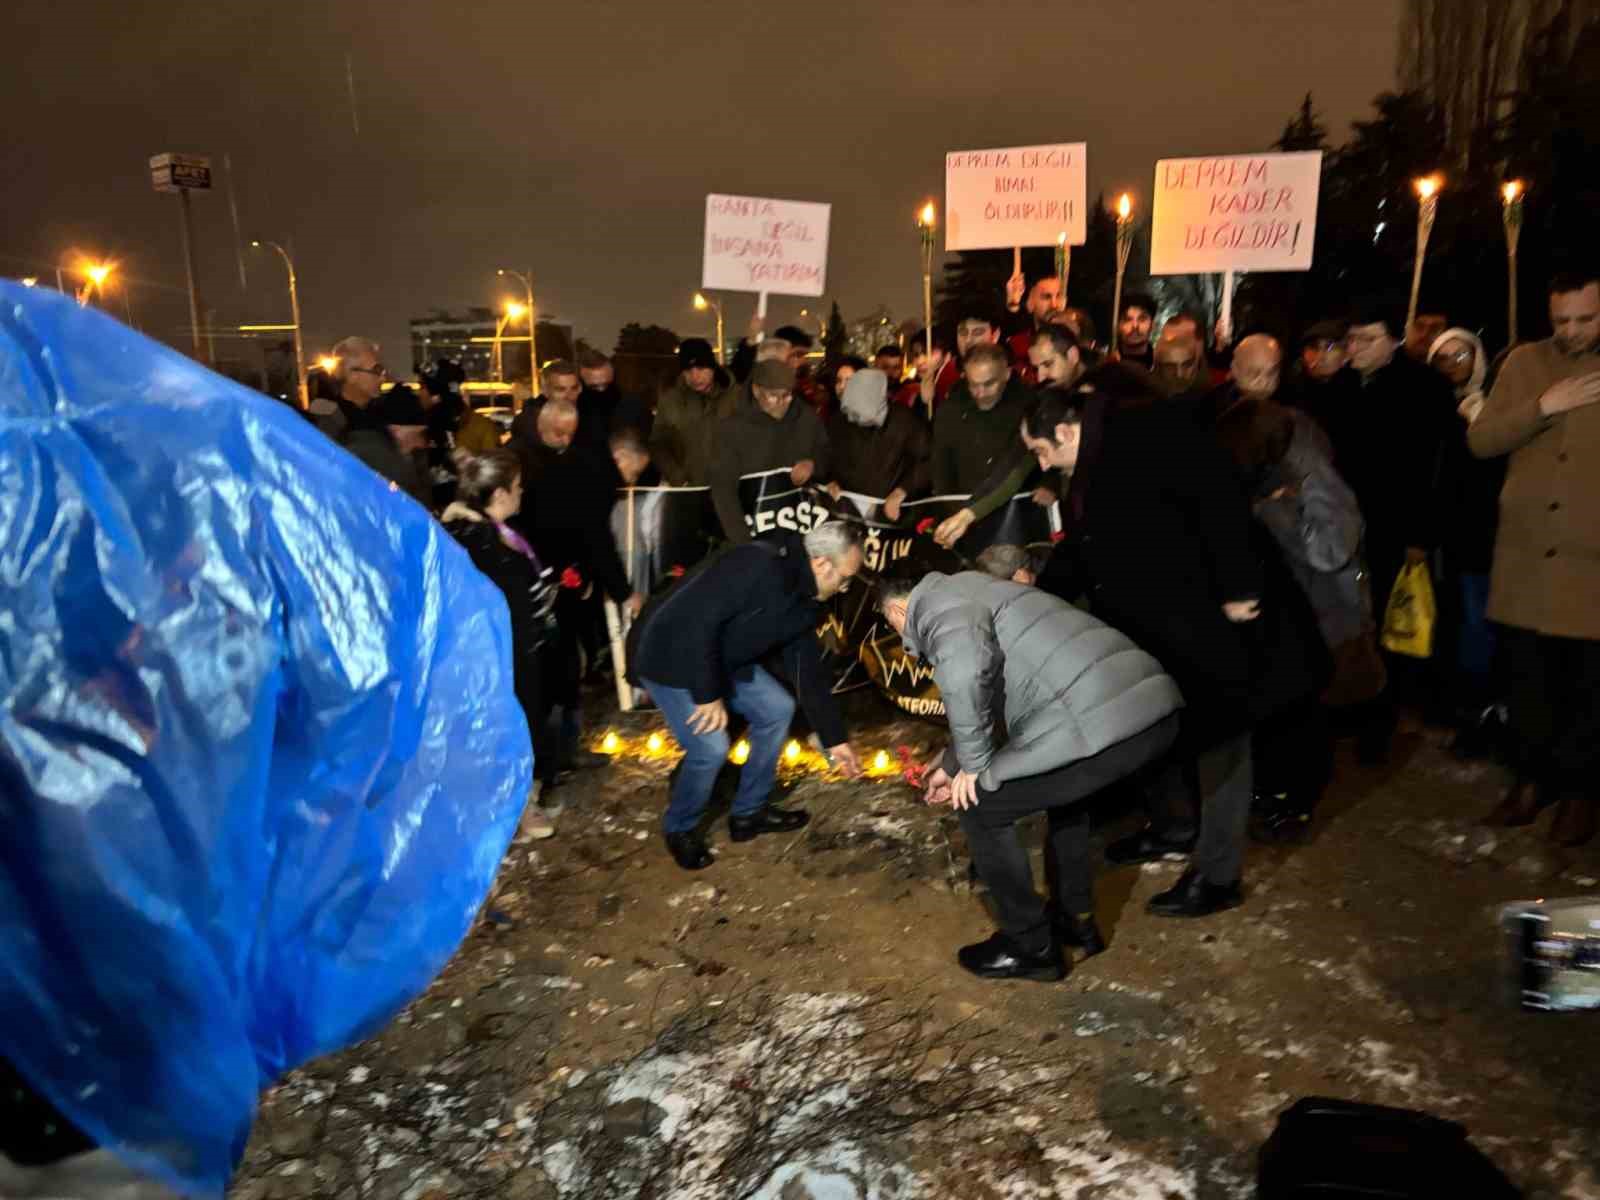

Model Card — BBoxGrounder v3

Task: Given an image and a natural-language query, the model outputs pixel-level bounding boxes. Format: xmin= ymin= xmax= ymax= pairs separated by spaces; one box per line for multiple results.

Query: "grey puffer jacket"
xmin=1251 ymin=411 xmax=1372 ymax=648
xmin=901 ymin=572 xmax=1184 ymax=789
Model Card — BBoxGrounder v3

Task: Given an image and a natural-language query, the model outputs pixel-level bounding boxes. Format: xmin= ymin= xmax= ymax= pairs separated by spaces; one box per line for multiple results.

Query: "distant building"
xmin=410 ymin=307 xmax=580 ymax=382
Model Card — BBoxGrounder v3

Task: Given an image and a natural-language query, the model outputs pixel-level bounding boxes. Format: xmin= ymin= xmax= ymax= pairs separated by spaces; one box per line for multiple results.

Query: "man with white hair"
xmin=629 ymin=524 xmax=866 ymax=870
xmin=311 ymin=336 xmax=428 ymax=503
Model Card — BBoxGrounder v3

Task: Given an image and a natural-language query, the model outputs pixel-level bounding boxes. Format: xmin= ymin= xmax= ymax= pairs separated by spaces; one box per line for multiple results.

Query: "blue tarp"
xmin=0 ymin=285 xmax=532 ymax=1196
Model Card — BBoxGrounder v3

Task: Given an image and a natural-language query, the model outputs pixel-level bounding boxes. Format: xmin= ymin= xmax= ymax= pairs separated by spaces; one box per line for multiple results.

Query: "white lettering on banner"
xmin=1150 ymin=151 xmax=1322 ymax=274
xmin=747 ymin=499 xmax=829 ymax=535
xmin=703 ymin=194 xmax=831 ymax=298
xmin=945 ymin=142 xmax=1087 ymax=251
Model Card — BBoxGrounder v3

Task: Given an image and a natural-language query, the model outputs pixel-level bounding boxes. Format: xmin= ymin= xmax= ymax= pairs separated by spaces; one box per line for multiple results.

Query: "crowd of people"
xmin=306 ymin=263 xmax=1600 ymax=980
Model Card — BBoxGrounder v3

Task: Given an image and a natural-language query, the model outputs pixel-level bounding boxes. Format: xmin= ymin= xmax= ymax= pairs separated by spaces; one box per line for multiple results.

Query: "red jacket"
xmin=1006 ymin=329 xmax=1038 ymax=386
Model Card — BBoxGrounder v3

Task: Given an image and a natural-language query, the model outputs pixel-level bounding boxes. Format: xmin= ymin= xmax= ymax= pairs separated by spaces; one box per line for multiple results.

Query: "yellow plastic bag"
xmin=1380 ymin=561 xmax=1436 ymax=659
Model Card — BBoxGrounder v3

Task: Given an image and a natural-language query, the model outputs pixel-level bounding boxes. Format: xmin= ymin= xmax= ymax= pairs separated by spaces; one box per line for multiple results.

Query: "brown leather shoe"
xmin=1481 ymin=778 xmax=1552 ymax=827
xmin=1549 ymin=793 xmax=1598 ymax=848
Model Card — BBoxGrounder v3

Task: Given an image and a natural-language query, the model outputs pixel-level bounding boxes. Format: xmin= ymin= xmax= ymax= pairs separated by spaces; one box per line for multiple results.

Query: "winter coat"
xmin=709 ymin=382 xmax=833 ymax=544
xmin=930 ymin=372 xmax=1035 ymax=496
xmin=577 ymin=383 xmax=652 ymax=454
xmin=628 ymin=535 xmax=848 ymax=747
xmin=1427 ymin=329 xmax=1505 ymax=575
xmin=826 ymin=403 xmax=932 ymax=500
xmin=1218 ymin=398 xmax=1372 ymax=650
xmin=901 ymin=572 xmax=1183 ymax=790
xmin=1469 ymin=335 xmax=1600 ymax=640
xmin=511 ymin=437 xmax=632 ymax=602
xmin=312 ymin=396 xmax=429 ymax=505
xmin=1055 ymin=395 xmax=1324 ymax=746
xmin=441 ymin=504 xmax=558 ymax=723
xmin=651 ymin=373 xmax=739 ymax=486
xmin=1314 ymin=355 xmax=1458 ymax=588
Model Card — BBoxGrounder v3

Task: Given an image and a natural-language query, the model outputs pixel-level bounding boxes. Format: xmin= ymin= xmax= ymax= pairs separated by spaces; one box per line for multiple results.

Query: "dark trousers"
xmin=1502 ymin=626 xmax=1600 ymax=791
xmin=1143 ymin=729 xmax=1255 ymax=884
xmin=959 ymin=715 xmax=1179 ymax=950
xmin=1255 ymin=696 xmax=1331 ymax=808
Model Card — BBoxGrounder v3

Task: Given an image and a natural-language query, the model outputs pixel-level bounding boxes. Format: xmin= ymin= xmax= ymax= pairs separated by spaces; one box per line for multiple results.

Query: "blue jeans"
xmin=644 ymin=666 xmax=795 ymax=834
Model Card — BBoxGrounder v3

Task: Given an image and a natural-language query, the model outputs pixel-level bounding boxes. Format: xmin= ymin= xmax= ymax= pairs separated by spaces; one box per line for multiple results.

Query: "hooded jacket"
xmin=628 ymin=535 xmax=848 ymax=747
xmin=709 ymin=382 xmax=832 ymax=544
xmin=1427 ymin=328 xmax=1505 ymax=574
xmin=312 ymin=395 xmax=430 ymax=505
xmin=651 ymin=373 xmax=738 ymax=486
xmin=900 ymin=572 xmax=1183 ymax=789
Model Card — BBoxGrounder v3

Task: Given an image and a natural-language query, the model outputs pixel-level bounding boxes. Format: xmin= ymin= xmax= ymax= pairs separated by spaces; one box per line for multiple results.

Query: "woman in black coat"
xmin=442 ymin=448 xmax=560 ymax=835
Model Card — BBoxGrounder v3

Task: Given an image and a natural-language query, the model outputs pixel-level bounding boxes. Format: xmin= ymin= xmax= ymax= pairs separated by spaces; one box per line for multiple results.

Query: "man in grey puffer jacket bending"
xmin=878 ymin=565 xmax=1184 ymax=981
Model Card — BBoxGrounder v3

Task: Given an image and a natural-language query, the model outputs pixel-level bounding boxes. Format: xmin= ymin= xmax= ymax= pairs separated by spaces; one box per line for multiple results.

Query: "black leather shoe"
xmin=728 ymin=806 xmax=809 ymax=842
xmin=957 ymin=932 xmax=1066 ymax=981
xmin=1106 ymin=826 xmax=1196 ymax=866
xmin=1146 ymin=867 xmax=1243 ymax=918
xmin=1051 ymin=912 xmax=1107 ymax=958
xmin=664 ymin=831 xmax=714 ymax=871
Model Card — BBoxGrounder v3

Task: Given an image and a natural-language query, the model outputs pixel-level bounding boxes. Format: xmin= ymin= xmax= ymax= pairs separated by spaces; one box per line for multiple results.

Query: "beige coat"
xmin=1468 ymin=338 xmax=1600 ymax=639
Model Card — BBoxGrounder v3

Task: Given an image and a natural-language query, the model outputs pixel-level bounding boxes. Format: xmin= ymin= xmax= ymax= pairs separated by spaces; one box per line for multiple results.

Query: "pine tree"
xmin=1275 ymin=93 xmax=1330 ymax=151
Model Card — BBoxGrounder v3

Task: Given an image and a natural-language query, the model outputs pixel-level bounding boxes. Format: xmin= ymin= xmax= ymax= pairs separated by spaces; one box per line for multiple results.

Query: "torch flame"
xmin=1415 ymin=175 xmax=1441 ymax=200
xmin=1117 ymin=194 xmax=1132 ymax=220
xmin=918 ymin=201 xmax=936 ymax=227
xmin=1502 ymin=180 xmax=1524 ymax=204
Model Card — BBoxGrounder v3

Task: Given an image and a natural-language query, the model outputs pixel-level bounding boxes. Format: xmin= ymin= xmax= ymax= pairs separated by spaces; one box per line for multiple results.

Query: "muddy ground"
xmin=230 ymin=688 xmax=1600 ymax=1200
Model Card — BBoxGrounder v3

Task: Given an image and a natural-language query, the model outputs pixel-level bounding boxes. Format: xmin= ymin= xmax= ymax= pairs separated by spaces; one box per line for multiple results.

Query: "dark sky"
xmin=3 ymin=0 xmax=1398 ymax=368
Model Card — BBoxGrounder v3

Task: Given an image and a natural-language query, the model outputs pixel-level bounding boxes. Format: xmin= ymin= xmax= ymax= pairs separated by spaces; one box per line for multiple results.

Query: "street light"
xmin=251 ymin=240 xmax=309 ymax=411
xmin=497 ymin=268 xmax=538 ymax=396
xmin=77 ymin=262 xmax=113 ymax=307
xmin=316 ymin=355 xmax=339 ymax=373
xmin=694 ymin=291 xmax=725 ymax=363
xmin=492 ymin=299 xmax=528 ymax=383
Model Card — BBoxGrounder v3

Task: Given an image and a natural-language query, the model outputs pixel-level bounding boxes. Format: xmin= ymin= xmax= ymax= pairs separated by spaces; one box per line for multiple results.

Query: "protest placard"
xmin=701 ymin=194 xmax=831 ymax=297
xmin=945 ymin=143 xmax=1087 ymax=251
xmin=1149 ymin=151 xmax=1323 ymax=274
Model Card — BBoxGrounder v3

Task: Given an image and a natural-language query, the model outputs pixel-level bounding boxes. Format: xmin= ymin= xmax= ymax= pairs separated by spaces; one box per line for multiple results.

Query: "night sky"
xmin=3 ymin=0 xmax=1398 ymax=368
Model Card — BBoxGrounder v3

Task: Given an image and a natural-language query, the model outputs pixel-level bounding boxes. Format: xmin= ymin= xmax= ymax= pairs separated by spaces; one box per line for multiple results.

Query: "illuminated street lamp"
xmin=316 ymin=354 xmax=338 ymax=373
xmin=693 ymin=291 xmax=725 ymax=364
xmin=497 ymin=268 xmax=538 ymax=396
xmin=21 ymin=276 xmax=38 ymax=288
xmin=492 ymin=299 xmax=528 ymax=383
xmin=251 ymin=240 xmax=309 ymax=410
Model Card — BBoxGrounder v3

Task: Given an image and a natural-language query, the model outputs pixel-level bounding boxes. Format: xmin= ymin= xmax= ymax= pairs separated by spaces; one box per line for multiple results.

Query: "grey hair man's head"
xmin=801 ymin=521 xmax=865 ymax=600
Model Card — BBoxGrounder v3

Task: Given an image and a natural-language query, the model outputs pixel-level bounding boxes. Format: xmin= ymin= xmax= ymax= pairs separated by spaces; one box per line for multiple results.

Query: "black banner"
xmin=614 ymin=472 xmax=1061 ymax=719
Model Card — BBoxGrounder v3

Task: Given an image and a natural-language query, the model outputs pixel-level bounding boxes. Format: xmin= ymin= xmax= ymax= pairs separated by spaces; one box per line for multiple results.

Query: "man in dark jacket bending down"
xmin=631 ymin=524 xmax=865 ymax=870
xmin=878 ymin=567 xmax=1184 ymax=982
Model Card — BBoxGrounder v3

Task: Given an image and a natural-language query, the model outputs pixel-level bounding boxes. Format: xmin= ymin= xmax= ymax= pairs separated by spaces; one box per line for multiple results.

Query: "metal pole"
xmin=276 ymin=244 xmax=309 ymax=411
xmin=525 ymin=269 xmax=538 ymax=397
xmin=178 ymin=190 xmax=207 ymax=362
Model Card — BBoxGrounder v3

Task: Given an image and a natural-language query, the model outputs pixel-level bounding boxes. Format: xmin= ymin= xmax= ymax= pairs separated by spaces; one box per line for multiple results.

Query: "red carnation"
xmin=560 ymin=566 xmax=584 ymax=590
xmin=915 ymin=517 xmax=935 ymax=535
xmin=1050 ymin=530 xmax=1066 ymax=543
xmin=669 ymin=564 xmax=686 ymax=578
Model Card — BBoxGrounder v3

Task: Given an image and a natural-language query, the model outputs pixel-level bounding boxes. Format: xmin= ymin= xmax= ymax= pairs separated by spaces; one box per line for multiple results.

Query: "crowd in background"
xmin=305 ymin=263 xmax=1600 ymax=870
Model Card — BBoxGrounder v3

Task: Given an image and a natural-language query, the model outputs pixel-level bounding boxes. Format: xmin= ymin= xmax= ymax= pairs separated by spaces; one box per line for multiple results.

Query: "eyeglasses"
xmin=349 ymin=364 xmax=385 ymax=377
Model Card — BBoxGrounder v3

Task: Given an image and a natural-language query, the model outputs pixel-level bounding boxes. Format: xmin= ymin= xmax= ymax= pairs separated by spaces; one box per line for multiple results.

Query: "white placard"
xmin=1149 ymin=151 xmax=1322 ymax=274
xmin=702 ymin=194 xmax=830 ymax=297
xmin=944 ymin=142 xmax=1087 ymax=251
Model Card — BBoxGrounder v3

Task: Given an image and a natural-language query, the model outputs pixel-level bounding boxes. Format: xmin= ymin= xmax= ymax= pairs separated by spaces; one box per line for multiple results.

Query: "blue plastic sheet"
xmin=0 ymin=285 xmax=533 ymax=1196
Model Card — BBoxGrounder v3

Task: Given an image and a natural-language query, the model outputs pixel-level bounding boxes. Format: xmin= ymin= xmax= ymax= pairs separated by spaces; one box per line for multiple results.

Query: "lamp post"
xmin=251 ymin=240 xmax=309 ymax=411
xmin=693 ymin=292 xmax=725 ymax=363
xmin=1501 ymin=180 xmax=1526 ymax=348
xmin=83 ymin=263 xmax=112 ymax=307
xmin=1110 ymin=195 xmax=1135 ymax=357
xmin=497 ymin=268 xmax=538 ymax=396
xmin=1407 ymin=174 xmax=1443 ymax=334
xmin=916 ymin=201 xmax=936 ymax=358
xmin=492 ymin=300 xmax=527 ymax=383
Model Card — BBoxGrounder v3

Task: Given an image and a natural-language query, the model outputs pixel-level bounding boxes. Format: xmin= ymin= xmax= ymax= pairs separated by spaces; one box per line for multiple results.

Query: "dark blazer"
xmin=628 ymin=535 xmax=847 ymax=747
